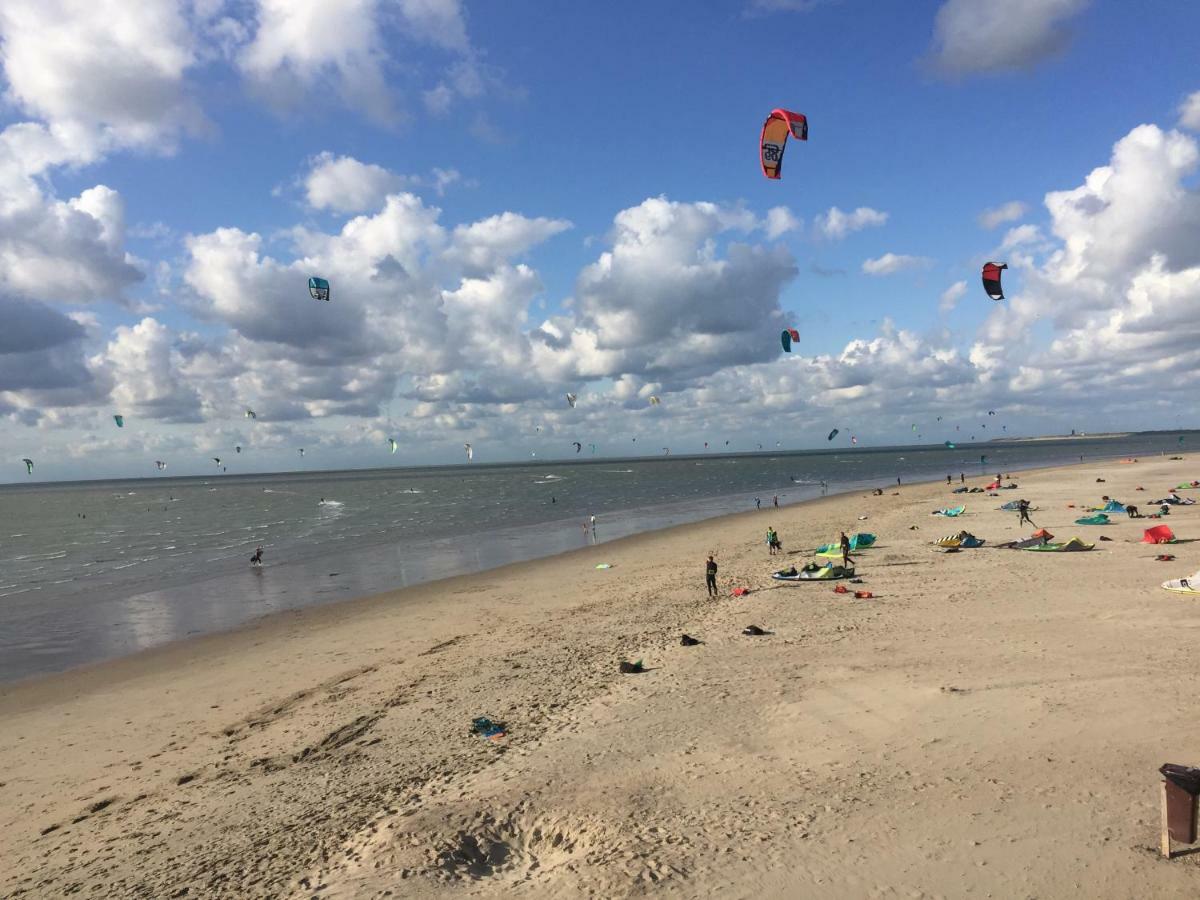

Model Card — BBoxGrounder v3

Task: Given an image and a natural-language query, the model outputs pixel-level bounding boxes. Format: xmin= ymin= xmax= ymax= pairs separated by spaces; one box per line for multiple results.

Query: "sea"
xmin=0 ymin=435 xmax=1187 ymax=683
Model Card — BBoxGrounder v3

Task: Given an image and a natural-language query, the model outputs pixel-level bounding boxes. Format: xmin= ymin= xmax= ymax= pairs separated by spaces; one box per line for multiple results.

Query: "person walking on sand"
xmin=839 ymin=531 xmax=854 ymax=569
xmin=773 ymin=495 xmax=779 ymax=508
xmin=960 ymin=473 xmax=965 ymax=484
xmin=250 ymin=546 xmax=264 ymax=567
xmin=1017 ymin=499 xmax=1036 ymax=528
xmin=755 ymin=497 xmax=761 ymax=510
xmin=705 ymin=554 xmax=718 ymax=597
xmin=946 ymin=475 xmax=951 ymax=485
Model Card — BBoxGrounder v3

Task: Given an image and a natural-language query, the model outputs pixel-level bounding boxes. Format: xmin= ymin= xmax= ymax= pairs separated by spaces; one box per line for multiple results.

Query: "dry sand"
xmin=4 ymin=457 xmax=1200 ymax=898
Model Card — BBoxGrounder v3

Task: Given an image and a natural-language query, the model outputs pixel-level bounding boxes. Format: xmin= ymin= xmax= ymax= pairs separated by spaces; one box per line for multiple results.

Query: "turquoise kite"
xmin=308 ymin=277 xmax=330 ymax=301
xmin=113 ymin=414 xmax=124 ymax=428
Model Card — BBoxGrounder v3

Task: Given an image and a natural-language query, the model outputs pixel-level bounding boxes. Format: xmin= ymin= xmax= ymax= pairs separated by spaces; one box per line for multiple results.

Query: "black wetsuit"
xmin=705 ymin=559 xmax=718 ymax=597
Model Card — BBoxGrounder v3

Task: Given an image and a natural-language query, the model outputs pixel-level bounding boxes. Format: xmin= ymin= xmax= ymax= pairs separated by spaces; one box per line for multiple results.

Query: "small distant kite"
xmin=113 ymin=414 xmax=124 ymax=428
xmin=572 ymin=442 xmax=582 ymax=454
xmin=827 ymin=429 xmax=839 ymax=441
xmin=662 ymin=447 xmax=671 ymax=456
xmin=780 ymin=328 xmax=800 ymax=353
xmin=245 ymin=409 xmax=257 ymax=419
xmin=589 ymin=443 xmax=596 ymax=454
xmin=308 ymin=277 xmax=330 ymax=302
xmin=648 ymin=396 xmax=661 ymax=406
xmin=389 ymin=438 xmax=398 ymax=454
xmin=760 ymin=109 xmax=808 ymax=180
xmin=155 ymin=460 xmax=166 ymax=470
xmin=944 ymin=441 xmax=956 ymax=449
xmin=235 ymin=445 xmax=242 ymax=453
xmin=298 ymin=448 xmax=305 ymax=457
xmin=565 ymin=392 xmax=578 ymax=409
xmin=212 ymin=457 xmax=222 ymax=466
xmin=988 ymin=410 xmax=996 ymax=416
xmin=464 ymin=442 xmax=473 ymax=462
xmin=851 ymin=436 xmax=858 ymax=445
xmin=22 ymin=458 xmax=33 ymax=474
xmin=982 ymin=262 xmax=1007 ymax=301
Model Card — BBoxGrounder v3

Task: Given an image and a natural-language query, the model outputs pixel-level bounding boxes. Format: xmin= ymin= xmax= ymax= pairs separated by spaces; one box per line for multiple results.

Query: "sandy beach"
xmin=4 ymin=457 xmax=1200 ymax=897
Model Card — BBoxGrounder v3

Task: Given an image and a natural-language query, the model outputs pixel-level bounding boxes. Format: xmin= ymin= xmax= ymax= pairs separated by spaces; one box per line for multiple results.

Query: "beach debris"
xmin=1157 ymin=555 xmax=1177 ymax=562
xmin=731 ymin=587 xmax=750 ymax=597
xmin=595 ymin=563 xmax=612 ymax=570
xmin=1099 ymin=535 xmax=1113 ymax=541
xmin=470 ymin=716 xmax=506 ymax=740
xmin=619 ymin=660 xmax=645 ymax=674
xmin=760 ymin=108 xmax=807 ymax=179
xmin=833 ymin=585 xmax=848 ymax=594
xmin=680 ymin=634 xmax=702 ymax=646
xmin=854 ymin=590 xmax=874 ymax=599
xmin=308 ymin=276 xmax=330 ymax=301
xmin=742 ymin=625 xmax=770 ymax=636
xmin=1159 ymin=763 xmax=1200 ymax=857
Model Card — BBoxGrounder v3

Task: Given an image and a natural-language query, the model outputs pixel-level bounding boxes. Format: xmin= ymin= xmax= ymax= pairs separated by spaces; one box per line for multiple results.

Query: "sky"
xmin=1 ymin=0 xmax=1199 ymax=481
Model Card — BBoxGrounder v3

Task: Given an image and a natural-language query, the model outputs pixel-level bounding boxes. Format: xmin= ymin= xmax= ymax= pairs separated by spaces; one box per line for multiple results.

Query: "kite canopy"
xmin=113 ymin=414 xmax=124 ymax=428
xmin=649 ymin=395 xmax=661 ymax=406
xmin=235 ymin=445 xmax=242 ymax=453
xmin=1143 ymin=525 xmax=1177 ymax=544
xmin=245 ymin=409 xmax=257 ymax=419
xmin=827 ymin=428 xmax=839 ymax=441
xmin=155 ymin=460 xmax=166 ymax=470
xmin=388 ymin=438 xmax=398 ymax=454
xmin=944 ymin=441 xmax=956 ymax=449
xmin=780 ymin=328 xmax=799 ymax=352
xmin=982 ymin=262 xmax=1007 ymax=301
xmin=212 ymin=457 xmax=222 ymax=466
xmin=22 ymin=458 xmax=33 ymax=474
xmin=565 ymin=392 xmax=577 ymax=408
xmin=308 ymin=276 xmax=330 ymax=302
xmin=464 ymin=442 xmax=473 ymax=461
xmin=572 ymin=442 xmax=582 ymax=453
xmin=760 ymin=108 xmax=808 ymax=179
xmin=298 ymin=448 xmax=304 ymax=457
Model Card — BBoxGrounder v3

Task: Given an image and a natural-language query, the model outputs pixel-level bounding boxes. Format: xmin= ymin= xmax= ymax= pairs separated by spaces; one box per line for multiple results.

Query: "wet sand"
xmin=3 ymin=457 xmax=1200 ymax=897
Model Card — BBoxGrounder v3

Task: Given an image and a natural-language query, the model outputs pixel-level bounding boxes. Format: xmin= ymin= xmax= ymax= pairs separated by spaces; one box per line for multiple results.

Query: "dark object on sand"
xmin=742 ymin=625 xmax=769 ymax=636
xmin=1096 ymin=478 xmax=1106 ymax=483
xmin=680 ymin=634 xmax=702 ymax=646
xmin=470 ymin=716 xmax=506 ymax=739
xmin=619 ymin=660 xmax=645 ymax=674
xmin=1099 ymin=535 xmax=1113 ymax=542
xmin=1160 ymin=763 xmax=1200 ymax=856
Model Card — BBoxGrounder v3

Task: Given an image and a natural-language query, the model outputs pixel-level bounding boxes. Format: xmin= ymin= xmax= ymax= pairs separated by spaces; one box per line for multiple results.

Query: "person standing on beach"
xmin=755 ymin=497 xmax=761 ymax=510
xmin=705 ymin=554 xmax=718 ymax=597
xmin=960 ymin=473 xmax=965 ymax=484
xmin=1017 ymin=499 xmax=1036 ymax=528
xmin=946 ymin=475 xmax=951 ymax=485
xmin=773 ymin=495 xmax=779 ymax=508
xmin=839 ymin=531 xmax=854 ymax=569
xmin=590 ymin=514 xmax=596 ymax=534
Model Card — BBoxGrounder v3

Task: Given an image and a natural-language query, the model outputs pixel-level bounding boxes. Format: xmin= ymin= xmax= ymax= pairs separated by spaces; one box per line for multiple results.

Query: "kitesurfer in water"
xmin=251 ymin=546 xmax=264 ymax=566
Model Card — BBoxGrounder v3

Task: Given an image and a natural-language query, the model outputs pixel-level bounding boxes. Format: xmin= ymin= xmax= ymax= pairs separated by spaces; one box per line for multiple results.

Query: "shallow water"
xmin=0 ymin=436 xmax=1182 ymax=682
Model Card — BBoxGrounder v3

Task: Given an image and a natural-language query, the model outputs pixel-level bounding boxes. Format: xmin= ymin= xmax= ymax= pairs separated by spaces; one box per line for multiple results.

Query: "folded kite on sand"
xmin=935 ymin=531 xmax=985 ymax=549
xmin=816 ymin=533 xmax=875 ymax=554
xmin=1142 ymin=525 xmax=1177 ymax=544
xmin=1074 ymin=514 xmax=1111 ymax=525
xmin=932 ymin=505 xmax=966 ymax=517
xmin=1024 ymin=537 xmax=1095 ymax=552
xmin=772 ymin=563 xmax=855 ymax=581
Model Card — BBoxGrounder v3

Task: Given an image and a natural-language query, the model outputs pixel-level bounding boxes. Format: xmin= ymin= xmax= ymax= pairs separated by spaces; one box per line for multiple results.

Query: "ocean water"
xmin=0 ymin=436 xmax=1185 ymax=682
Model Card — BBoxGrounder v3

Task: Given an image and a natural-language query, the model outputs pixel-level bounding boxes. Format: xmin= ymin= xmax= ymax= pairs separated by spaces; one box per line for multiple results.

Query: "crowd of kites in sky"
xmin=18 ymin=109 xmax=1012 ymax=477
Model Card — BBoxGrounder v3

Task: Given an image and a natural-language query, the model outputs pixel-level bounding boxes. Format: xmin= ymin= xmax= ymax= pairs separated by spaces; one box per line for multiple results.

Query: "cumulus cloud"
xmin=814 ymin=206 xmax=888 ymax=239
xmin=939 ymin=281 xmax=967 ymax=313
xmin=861 ymin=253 xmax=932 ymax=275
xmin=1179 ymin=91 xmax=1200 ymax=132
xmin=978 ymin=200 xmax=1028 ymax=229
xmin=928 ymin=0 xmax=1090 ymax=75
xmin=764 ymin=206 xmax=800 ymax=239
xmin=304 ymin=153 xmax=408 ymax=213
xmin=0 ymin=0 xmax=204 ymax=155
xmin=99 ymin=318 xmax=203 ymax=422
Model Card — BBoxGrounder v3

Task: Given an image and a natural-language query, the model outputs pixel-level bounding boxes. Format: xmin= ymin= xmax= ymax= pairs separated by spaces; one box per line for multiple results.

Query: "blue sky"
xmin=2 ymin=0 xmax=1200 ymax=480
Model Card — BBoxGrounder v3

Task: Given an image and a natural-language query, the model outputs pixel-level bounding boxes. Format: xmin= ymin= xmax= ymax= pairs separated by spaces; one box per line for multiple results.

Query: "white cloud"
xmin=861 ymin=253 xmax=932 ymax=275
xmin=939 ymin=281 xmax=967 ymax=313
xmin=928 ymin=0 xmax=1090 ymax=75
xmin=764 ymin=206 xmax=800 ymax=239
xmin=814 ymin=206 xmax=888 ymax=239
xmin=304 ymin=153 xmax=407 ymax=213
xmin=98 ymin=318 xmax=203 ymax=423
xmin=1179 ymin=91 xmax=1200 ymax=132
xmin=0 ymin=0 xmax=203 ymax=155
xmin=978 ymin=200 xmax=1028 ymax=229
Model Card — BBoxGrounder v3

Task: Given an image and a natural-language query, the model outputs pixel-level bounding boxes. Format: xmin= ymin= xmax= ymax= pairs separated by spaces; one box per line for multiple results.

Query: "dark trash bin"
xmin=1159 ymin=764 xmax=1200 ymax=856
